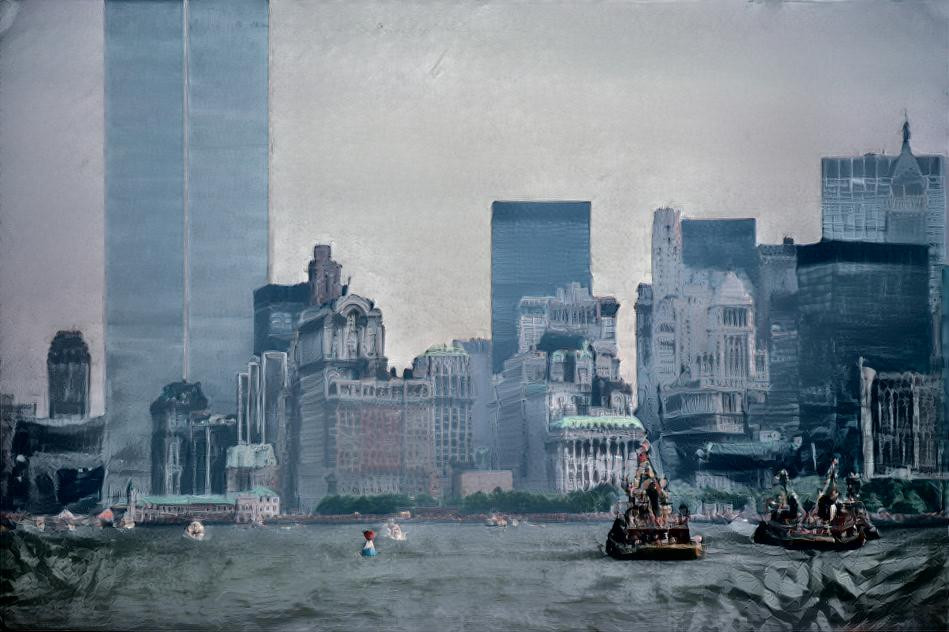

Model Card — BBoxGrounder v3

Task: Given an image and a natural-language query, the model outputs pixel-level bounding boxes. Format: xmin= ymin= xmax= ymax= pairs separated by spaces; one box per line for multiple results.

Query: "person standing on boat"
xmin=845 ymin=472 xmax=861 ymax=500
xmin=645 ymin=479 xmax=662 ymax=524
xmin=775 ymin=470 xmax=800 ymax=523
xmin=816 ymin=459 xmax=839 ymax=523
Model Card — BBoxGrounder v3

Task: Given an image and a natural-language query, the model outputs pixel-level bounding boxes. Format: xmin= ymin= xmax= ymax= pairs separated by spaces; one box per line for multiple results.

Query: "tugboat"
xmin=605 ymin=440 xmax=704 ymax=561
xmin=753 ymin=460 xmax=879 ymax=551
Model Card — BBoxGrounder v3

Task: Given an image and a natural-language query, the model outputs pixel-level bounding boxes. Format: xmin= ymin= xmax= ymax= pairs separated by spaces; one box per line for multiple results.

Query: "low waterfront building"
xmin=546 ymin=416 xmax=646 ymax=493
xmin=235 ymin=487 xmax=281 ymax=523
xmin=129 ymin=486 xmax=280 ymax=524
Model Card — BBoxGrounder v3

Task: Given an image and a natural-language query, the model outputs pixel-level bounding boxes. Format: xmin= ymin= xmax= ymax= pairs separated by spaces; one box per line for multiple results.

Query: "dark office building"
xmin=797 ymin=240 xmax=931 ymax=472
xmin=47 ymin=331 xmax=91 ymax=419
xmin=104 ymin=0 xmax=268 ymax=498
xmin=150 ymin=381 xmax=238 ymax=496
xmin=490 ymin=201 xmax=592 ymax=373
xmin=681 ymin=218 xmax=759 ymax=284
xmin=254 ymin=283 xmax=310 ymax=355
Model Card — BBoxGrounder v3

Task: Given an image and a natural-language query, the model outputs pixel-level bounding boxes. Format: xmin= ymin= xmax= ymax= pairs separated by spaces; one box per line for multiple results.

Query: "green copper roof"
xmin=139 ymin=493 xmax=233 ymax=506
xmin=140 ymin=486 xmax=278 ymax=506
xmin=550 ymin=415 xmax=644 ymax=431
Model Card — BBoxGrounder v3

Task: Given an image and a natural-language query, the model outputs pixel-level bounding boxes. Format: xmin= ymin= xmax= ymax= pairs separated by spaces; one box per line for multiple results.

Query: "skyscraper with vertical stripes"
xmin=104 ymin=0 xmax=268 ymax=497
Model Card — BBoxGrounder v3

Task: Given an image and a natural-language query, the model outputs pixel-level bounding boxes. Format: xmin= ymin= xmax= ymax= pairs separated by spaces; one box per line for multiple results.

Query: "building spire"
xmin=901 ymin=110 xmax=911 ymax=149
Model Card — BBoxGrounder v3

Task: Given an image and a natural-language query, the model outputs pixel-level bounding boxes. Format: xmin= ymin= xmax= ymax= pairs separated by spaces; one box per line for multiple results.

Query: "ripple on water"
xmin=1 ymin=523 xmax=946 ymax=631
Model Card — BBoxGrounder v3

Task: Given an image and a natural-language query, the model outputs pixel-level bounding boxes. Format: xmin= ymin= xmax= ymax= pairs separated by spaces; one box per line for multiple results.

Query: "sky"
xmin=2 ymin=0 xmax=948 ymax=411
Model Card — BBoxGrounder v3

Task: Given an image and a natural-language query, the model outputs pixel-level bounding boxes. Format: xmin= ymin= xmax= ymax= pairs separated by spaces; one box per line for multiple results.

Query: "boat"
xmin=184 ymin=521 xmax=205 ymax=541
xmin=97 ymin=508 xmax=115 ymax=527
xmin=17 ymin=515 xmax=46 ymax=533
xmin=116 ymin=512 xmax=135 ymax=530
xmin=753 ymin=462 xmax=879 ymax=551
xmin=605 ymin=440 xmax=704 ymax=561
xmin=384 ymin=519 xmax=406 ymax=541
xmin=605 ymin=519 xmax=704 ymax=560
xmin=485 ymin=513 xmax=510 ymax=527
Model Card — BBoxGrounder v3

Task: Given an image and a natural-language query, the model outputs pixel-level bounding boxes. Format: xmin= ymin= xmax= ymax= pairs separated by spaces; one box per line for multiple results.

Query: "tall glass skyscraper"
xmin=490 ymin=201 xmax=592 ymax=373
xmin=104 ymin=0 xmax=268 ymax=497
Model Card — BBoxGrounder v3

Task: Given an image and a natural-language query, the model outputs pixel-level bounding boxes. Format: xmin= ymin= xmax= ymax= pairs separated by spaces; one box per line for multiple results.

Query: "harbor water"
xmin=2 ymin=522 xmax=946 ymax=631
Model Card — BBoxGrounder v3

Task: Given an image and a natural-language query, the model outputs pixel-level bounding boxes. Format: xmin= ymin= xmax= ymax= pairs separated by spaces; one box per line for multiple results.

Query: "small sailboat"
xmin=116 ymin=512 xmax=135 ymax=530
xmin=184 ymin=520 xmax=205 ymax=541
xmin=485 ymin=513 xmax=509 ymax=527
xmin=361 ymin=529 xmax=378 ymax=557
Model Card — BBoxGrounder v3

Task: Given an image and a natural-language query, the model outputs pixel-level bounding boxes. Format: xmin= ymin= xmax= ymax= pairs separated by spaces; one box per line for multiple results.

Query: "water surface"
xmin=2 ymin=522 xmax=946 ymax=631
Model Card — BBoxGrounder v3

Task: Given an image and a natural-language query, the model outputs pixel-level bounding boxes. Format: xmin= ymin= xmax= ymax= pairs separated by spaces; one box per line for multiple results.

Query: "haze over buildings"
xmin=3 ymin=1 xmax=947 ymax=414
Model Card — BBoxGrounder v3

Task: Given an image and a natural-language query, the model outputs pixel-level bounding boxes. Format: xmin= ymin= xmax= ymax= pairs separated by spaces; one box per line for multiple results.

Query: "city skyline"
xmin=2 ymin=1 xmax=948 ymax=410
xmin=2 ymin=4 xmax=946 ymax=630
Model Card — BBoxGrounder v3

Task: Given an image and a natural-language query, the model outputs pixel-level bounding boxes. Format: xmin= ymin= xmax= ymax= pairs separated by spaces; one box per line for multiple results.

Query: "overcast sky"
xmin=2 ymin=0 xmax=947 ymax=411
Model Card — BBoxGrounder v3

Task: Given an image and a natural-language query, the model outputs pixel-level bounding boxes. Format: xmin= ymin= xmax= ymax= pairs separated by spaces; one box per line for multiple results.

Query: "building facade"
xmin=150 ymin=381 xmax=239 ymax=497
xmin=150 ymin=381 xmax=208 ymax=496
xmin=490 ymin=201 xmax=592 ymax=372
xmin=493 ymin=284 xmax=633 ymax=491
xmin=6 ymin=411 xmax=106 ymax=514
xmin=47 ymin=331 xmax=91 ymax=419
xmin=412 ymin=344 xmax=474 ymax=489
xmin=859 ymin=362 xmax=940 ymax=478
xmin=285 ymin=245 xmax=438 ymax=511
xmin=454 ymin=338 xmax=496 ymax=469
xmin=253 ymin=283 xmax=309 ymax=355
xmin=797 ymin=240 xmax=932 ymax=473
xmin=2 ymin=335 xmax=106 ymax=513
xmin=546 ymin=416 xmax=646 ymax=493
xmin=635 ymin=209 xmax=793 ymax=486
xmin=821 ymin=120 xmax=946 ymax=319
xmin=104 ymin=0 xmax=269 ymax=498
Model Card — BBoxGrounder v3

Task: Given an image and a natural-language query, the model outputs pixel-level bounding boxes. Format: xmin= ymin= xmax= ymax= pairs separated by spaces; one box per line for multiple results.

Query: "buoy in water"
xmin=361 ymin=529 xmax=378 ymax=557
